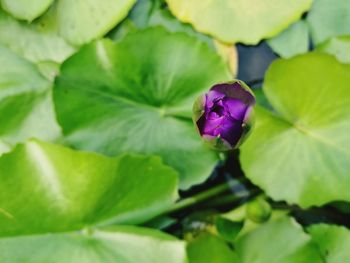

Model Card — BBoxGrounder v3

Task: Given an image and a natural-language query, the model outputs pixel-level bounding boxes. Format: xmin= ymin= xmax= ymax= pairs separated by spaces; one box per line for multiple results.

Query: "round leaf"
xmin=268 ymin=20 xmax=309 ymax=58
xmin=307 ymin=0 xmax=350 ymax=45
xmin=0 ymin=44 xmax=60 ymax=151
xmin=240 ymin=53 xmax=350 ymax=207
xmin=1 ymin=0 xmax=53 ymax=21
xmin=0 ymin=8 xmax=75 ymax=64
xmin=166 ymin=0 xmax=312 ymax=44
xmin=308 ymin=224 xmax=350 ymax=263
xmin=57 ymin=0 xmax=137 ymax=45
xmin=53 ymin=27 xmax=231 ymax=189
xmin=317 ymin=36 xmax=350 ymax=64
xmin=0 ymin=225 xmax=186 ymax=263
xmin=0 ymin=139 xmax=179 ymax=233
xmin=236 ymin=216 xmax=323 ymax=263
xmin=187 ymin=233 xmax=240 ymax=263
xmin=0 ymin=139 xmax=183 ymax=261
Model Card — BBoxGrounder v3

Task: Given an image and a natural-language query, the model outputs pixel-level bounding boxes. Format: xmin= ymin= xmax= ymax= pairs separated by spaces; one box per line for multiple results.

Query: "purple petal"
xmin=205 ymin=90 xmax=225 ymax=111
xmin=215 ymin=116 xmax=244 ymax=146
xmin=197 ymin=114 xmax=243 ymax=146
xmin=222 ymin=97 xmax=249 ymax=121
xmin=211 ymin=82 xmax=255 ymax=106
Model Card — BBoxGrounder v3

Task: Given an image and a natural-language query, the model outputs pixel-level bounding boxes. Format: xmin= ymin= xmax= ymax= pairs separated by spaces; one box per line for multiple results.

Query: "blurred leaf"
xmin=240 ymin=53 xmax=350 ymax=207
xmin=213 ymin=40 xmax=238 ymax=76
xmin=187 ymin=233 xmax=240 ymax=263
xmin=236 ymin=216 xmax=323 ymax=263
xmin=53 ymin=27 xmax=231 ymax=189
xmin=0 ymin=139 xmax=185 ymax=262
xmin=308 ymin=224 xmax=350 ymax=262
xmin=0 ymin=0 xmax=53 ymax=21
xmin=317 ymin=36 xmax=350 ymax=64
xmin=165 ymin=0 xmax=312 ymax=44
xmin=0 ymin=44 xmax=60 ymax=152
xmin=215 ymin=216 xmax=243 ymax=242
xmin=57 ymin=0 xmax=137 ymax=45
xmin=307 ymin=0 xmax=350 ymax=45
xmin=268 ymin=20 xmax=309 ymax=58
xmin=0 ymin=8 xmax=75 ymax=64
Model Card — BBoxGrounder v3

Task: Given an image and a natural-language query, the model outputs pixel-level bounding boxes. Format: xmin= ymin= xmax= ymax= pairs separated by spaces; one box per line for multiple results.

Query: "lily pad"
xmin=0 ymin=8 xmax=75 ymax=64
xmin=187 ymin=233 xmax=240 ymax=263
xmin=307 ymin=0 xmax=350 ymax=45
xmin=268 ymin=20 xmax=309 ymax=58
xmin=317 ymin=36 xmax=350 ymax=64
xmin=0 ymin=44 xmax=60 ymax=151
xmin=57 ymin=0 xmax=137 ymax=45
xmin=166 ymin=0 xmax=312 ymax=44
xmin=236 ymin=216 xmax=323 ymax=263
xmin=0 ymin=139 xmax=184 ymax=262
xmin=53 ymin=27 xmax=231 ymax=189
xmin=0 ymin=0 xmax=53 ymax=21
xmin=308 ymin=224 xmax=350 ymax=263
xmin=240 ymin=53 xmax=350 ymax=207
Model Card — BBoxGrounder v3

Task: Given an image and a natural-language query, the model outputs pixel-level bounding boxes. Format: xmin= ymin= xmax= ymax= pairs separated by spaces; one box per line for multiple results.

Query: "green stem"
xmin=167 ymin=180 xmax=243 ymax=214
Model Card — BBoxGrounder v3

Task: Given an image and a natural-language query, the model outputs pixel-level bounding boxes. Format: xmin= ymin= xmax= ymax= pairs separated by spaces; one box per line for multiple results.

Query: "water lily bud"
xmin=193 ymin=80 xmax=255 ymax=151
xmin=246 ymin=197 xmax=272 ymax=223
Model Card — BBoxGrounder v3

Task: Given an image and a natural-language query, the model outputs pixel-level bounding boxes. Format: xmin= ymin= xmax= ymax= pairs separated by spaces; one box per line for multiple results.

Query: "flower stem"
xmin=167 ymin=180 xmax=244 ymax=214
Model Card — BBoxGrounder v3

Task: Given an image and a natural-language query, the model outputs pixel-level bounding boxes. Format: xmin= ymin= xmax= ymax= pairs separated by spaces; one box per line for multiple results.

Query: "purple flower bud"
xmin=193 ymin=80 xmax=255 ymax=151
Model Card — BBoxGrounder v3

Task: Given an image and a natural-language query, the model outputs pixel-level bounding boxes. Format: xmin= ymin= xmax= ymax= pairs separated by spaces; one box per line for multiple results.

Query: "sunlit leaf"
xmin=0 ymin=139 xmax=184 ymax=262
xmin=307 ymin=0 xmax=350 ymax=45
xmin=0 ymin=8 xmax=75 ymax=64
xmin=236 ymin=216 xmax=323 ymax=263
xmin=187 ymin=233 xmax=240 ymax=263
xmin=268 ymin=21 xmax=309 ymax=58
xmin=317 ymin=36 xmax=350 ymax=64
xmin=0 ymin=44 xmax=60 ymax=152
xmin=166 ymin=0 xmax=312 ymax=44
xmin=240 ymin=53 xmax=350 ymax=207
xmin=57 ymin=0 xmax=137 ymax=45
xmin=0 ymin=0 xmax=53 ymax=21
xmin=53 ymin=27 xmax=231 ymax=189
xmin=308 ymin=224 xmax=350 ymax=263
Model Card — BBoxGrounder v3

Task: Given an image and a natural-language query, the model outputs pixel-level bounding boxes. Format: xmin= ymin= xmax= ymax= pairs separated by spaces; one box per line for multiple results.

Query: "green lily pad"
xmin=317 ymin=36 xmax=350 ymax=64
xmin=307 ymin=0 xmax=350 ymax=45
xmin=240 ymin=53 xmax=350 ymax=207
xmin=0 ymin=139 xmax=184 ymax=262
xmin=0 ymin=8 xmax=75 ymax=64
xmin=268 ymin=20 xmax=309 ymax=58
xmin=57 ymin=0 xmax=137 ymax=45
xmin=236 ymin=216 xmax=323 ymax=263
xmin=308 ymin=224 xmax=350 ymax=263
xmin=0 ymin=44 xmax=60 ymax=151
xmin=165 ymin=0 xmax=312 ymax=44
xmin=53 ymin=27 xmax=231 ymax=189
xmin=0 ymin=0 xmax=53 ymax=21
xmin=187 ymin=233 xmax=240 ymax=263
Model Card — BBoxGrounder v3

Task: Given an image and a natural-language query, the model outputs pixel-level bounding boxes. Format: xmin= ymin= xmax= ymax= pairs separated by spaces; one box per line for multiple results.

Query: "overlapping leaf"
xmin=0 ymin=0 xmax=53 ymax=21
xmin=57 ymin=0 xmax=137 ymax=45
xmin=317 ymin=36 xmax=350 ymax=64
xmin=53 ymin=27 xmax=231 ymax=189
xmin=0 ymin=8 xmax=75 ymax=65
xmin=308 ymin=224 xmax=350 ymax=263
xmin=240 ymin=53 xmax=350 ymax=207
xmin=236 ymin=216 xmax=323 ymax=263
xmin=166 ymin=0 xmax=312 ymax=44
xmin=0 ymin=139 xmax=184 ymax=262
xmin=187 ymin=234 xmax=240 ymax=263
xmin=0 ymin=44 xmax=60 ymax=154
xmin=307 ymin=0 xmax=350 ymax=45
xmin=268 ymin=21 xmax=309 ymax=58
